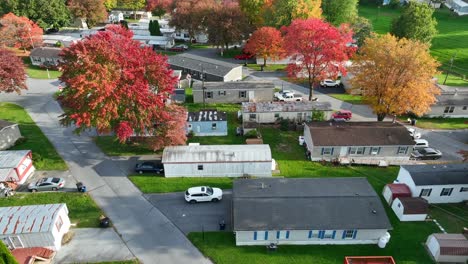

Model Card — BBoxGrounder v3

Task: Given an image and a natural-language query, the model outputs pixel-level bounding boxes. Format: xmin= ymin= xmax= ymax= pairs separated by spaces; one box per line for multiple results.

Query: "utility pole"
xmin=201 ymin=64 xmax=206 ymax=109
xmin=443 ymin=52 xmax=457 ymax=85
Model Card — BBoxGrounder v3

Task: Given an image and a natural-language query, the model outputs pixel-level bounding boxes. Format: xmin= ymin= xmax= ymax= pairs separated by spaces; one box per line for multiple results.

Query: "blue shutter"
xmin=265 ymin=231 xmax=269 ymax=240
xmin=286 ymin=231 xmax=290 ymax=239
xmin=331 ymin=148 xmax=334 ymax=155
xmin=319 ymin=231 xmax=324 ymax=239
xmin=342 ymin=231 xmax=346 ymax=239
xmin=352 ymin=230 xmax=357 ymax=239
xmin=254 ymin=231 xmax=257 ymax=240
xmin=332 ymin=230 xmax=336 ymax=239
xmin=276 ymin=231 xmax=280 ymax=239
xmin=321 ymin=148 xmax=324 ymax=155
xmin=308 ymin=230 xmax=312 ymax=239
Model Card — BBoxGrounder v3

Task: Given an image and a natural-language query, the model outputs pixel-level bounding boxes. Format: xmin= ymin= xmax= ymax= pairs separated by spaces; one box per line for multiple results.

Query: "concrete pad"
xmin=53 ymin=228 xmax=134 ymax=263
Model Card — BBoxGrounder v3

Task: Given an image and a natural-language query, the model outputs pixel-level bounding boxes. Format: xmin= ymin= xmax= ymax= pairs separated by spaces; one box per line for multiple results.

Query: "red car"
xmin=331 ymin=110 xmax=352 ymax=121
xmin=234 ymin=53 xmax=253 ymax=60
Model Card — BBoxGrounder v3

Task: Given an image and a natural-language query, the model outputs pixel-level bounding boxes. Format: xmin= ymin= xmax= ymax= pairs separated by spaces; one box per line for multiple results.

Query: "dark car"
xmin=411 ymin=147 xmax=442 ymax=160
xmin=135 ymin=162 xmax=164 ymax=174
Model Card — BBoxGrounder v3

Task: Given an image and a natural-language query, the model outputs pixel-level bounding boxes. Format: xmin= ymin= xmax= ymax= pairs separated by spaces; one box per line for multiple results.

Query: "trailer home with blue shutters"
xmin=232 ymin=178 xmax=392 ymax=246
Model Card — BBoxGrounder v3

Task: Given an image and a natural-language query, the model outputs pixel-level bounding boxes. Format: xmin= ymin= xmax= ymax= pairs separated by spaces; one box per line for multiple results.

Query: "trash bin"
xmin=411 ymin=119 xmax=417 ymax=126
xmin=100 ymin=216 xmax=110 ymax=228
xmin=219 ymin=220 xmax=226 ymax=231
xmin=76 ymin=182 xmax=86 ymax=192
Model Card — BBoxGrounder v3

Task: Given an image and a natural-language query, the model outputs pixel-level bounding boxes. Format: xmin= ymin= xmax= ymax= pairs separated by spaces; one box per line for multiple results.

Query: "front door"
xmin=248 ymin=91 xmax=255 ymax=102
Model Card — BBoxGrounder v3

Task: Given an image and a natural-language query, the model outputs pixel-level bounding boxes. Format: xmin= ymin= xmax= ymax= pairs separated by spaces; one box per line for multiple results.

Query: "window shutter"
xmin=352 ymin=230 xmax=357 ymax=239
xmin=319 ymin=231 xmax=324 ymax=239
xmin=428 ymin=189 xmax=432 ymax=196
xmin=308 ymin=231 xmax=312 ymax=239
xmin=332 ymin=230 xmax=336 ymax=239
xmin=342 ymin=231 xmax=346 ymax=239
xmin=321 ymin=148 xmax=324 ymax=155
xmin=449 ymin=188 xmax=453 ymax=196
xmin=286 ymin=231 xmax=290 ymax=239
xmin=276 ymin=231 xmax=280 ymax=239
xmin=331 ymin=148 xmax=334 ymax=155
xmin=265 ymin=231 xmax=268 ymax=240
xmin=254 ymin=231 xmax=257 ymax=240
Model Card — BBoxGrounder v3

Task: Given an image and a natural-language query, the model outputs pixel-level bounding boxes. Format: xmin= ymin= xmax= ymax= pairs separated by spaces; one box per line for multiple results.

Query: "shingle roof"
xmin=307 ymin=122 xmax=415 ymax=146
xmin=435 ymin=92 xmax=468 ymax=106
xmin=0 ymin=204 xmax=66 ymax=234
xmin=162 ymin=144 xmax=272 ymax=164
xmin=233 ymin=178 xmax=392 ymax=231
xmin=433 ymin=233 xmax=468 ymax=256
xmin=193 ymin=81 xmax=275 ymax=91
xmin=386 ymin=183 xmax=411 ymax=196
xmin=402 ymin=164 xmax=468 ymax=185
xmin=398 ymin=197 xmax=428 ymax=215
xmin=29 ymin=47 xmax=61 ymax=58
xmin=187 ymin=110 xmax=227 ymax=122
xmin=167 ymin=54 xmax=241 ymax=77
xmin=243 ymin=101 xmax=332 ymax=112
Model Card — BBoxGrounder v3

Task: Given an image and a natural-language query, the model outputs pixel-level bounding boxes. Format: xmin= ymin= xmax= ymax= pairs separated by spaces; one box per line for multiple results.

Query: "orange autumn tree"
xmin=350 ymin=33 xmax=440 ymax=121
xmin=0 ymin=13 xmax=43 ymax=51
xmin=244 ymin=27 xmax=284 ymax=67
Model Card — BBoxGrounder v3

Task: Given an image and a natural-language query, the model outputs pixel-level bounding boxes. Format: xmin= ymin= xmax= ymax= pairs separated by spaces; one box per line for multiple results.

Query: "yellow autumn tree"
xmin=262 ymin=0 xmax=322 ymax=27
xmin=350 ymin=33 xmax=440 ymax=121
xmin=293 ymin=0 xmax=322 ymax=20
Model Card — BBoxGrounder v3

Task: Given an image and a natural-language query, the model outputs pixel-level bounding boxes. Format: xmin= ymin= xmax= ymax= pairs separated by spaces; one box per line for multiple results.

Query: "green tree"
xmin=153 ymin=19 xmax=162 ymax=36
xmin=0 ymin=0 xmax=18 ymax=16
xmin=118 ymin=0 xmax=146 ymax=19
xmin=321 ymin=0 xmax=358 ymax=26
xmin=264 ymin=0 xmax=322 ymax=28
xmin=350 ymin=16 xmax=373 ymax=47
xmin=390 ymin=1 xmax=437 ymax=44
xmin=1 ymin=0 xmax=70 ymax=29
xmin=104 ymin=0 xmax=118 ymax=11
xmin=238 ymin=0 xmax=266 ymax=26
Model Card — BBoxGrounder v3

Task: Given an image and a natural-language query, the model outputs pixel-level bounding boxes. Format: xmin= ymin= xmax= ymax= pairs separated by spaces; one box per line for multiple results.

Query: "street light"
xmin=200 ymin=64 xmax=206 ymax=109
xmin=443 ymin=52 xmax=458 ymax=85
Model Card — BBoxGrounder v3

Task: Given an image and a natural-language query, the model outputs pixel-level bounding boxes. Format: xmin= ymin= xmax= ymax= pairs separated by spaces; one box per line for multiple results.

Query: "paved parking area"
xmin=145 ymin=191 xmax=232 ymax=234
xmin=110 ymin=155 xmax=162 ymax=175
xmin=16 ymin=170 xmax=78 ymax=192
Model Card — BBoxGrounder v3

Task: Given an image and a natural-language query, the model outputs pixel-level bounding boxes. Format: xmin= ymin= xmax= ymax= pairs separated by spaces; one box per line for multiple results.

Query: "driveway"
xmin=16 ymin=170 xmax=77 ymax=193
xmin=53 ymin=228 xmax=134 ymax=263
xmin=417 ymin=128 xmax=468 ymax=161
xmin=145 ymin=191 xmax=232 ymax=235
xmin=110 ymin=155 xmax=163 ymax=175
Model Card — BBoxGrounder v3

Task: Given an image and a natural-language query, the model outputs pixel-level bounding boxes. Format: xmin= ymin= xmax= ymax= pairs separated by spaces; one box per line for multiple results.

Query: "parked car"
xmin=28 ymin=177 xmax=65 ymax=192
xmin=411 ymin=148 xmax=442 ymax=160
xmin=407 ymin=128 xmax=421 ymax=139
xmin=234 ymin=53 xmax=253 ymax=60
xmin=320 ymin=79 xmax=340 ymax=87
xmin=274 ymin=91 xmax=303 ymax=102
xmin=135 ymin=162 xmax=164 ymax=174
xmin=185 ymin=186 xmax=223 ymax=203
xmin=413 ymin=139 xmax=429 ymax=150
xmin=169 ymin=45 xmax=185 ymax=52
xmin=331 ymin=110 xmax=352 ymax=121
xmin=174 ymin=44 xmax=189 ymax=50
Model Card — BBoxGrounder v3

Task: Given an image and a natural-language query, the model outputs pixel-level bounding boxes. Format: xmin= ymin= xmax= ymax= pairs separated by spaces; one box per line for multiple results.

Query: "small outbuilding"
xmin=0 ymin=120 xmax=21 ymax=150
xmin=344 ymin=256 xmax=396 ymax=264
xmin=29 ymin=47 xmax=62 ymax=67
xmin=187 ymin=110 xmax=228 ymax=136
xmin=0 ymin=150 xmax=35 ymax=184
xmin=0 ymin=204 xmax=71 ymax=250
xmin=426 ymin=233 xmax=468 ymax=263
xmin=192 ymin=81 xmax=275 ymax=103
xmin=382 ymin=183 xmax=412 ymax=205
xmin=162 ymin=144 xmax=272 ymax=177
xmin=391 ymin=197 xmax=428 ymax=222
xmin=445 ymin=0 xmax=468 ymax=16
xmin=425 ymin=90 xmax=468 ymax=118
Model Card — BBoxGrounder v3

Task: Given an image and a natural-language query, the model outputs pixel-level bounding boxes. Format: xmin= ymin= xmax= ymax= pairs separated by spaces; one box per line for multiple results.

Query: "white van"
xmin=414 ymin=139 xmax=429 ymax=149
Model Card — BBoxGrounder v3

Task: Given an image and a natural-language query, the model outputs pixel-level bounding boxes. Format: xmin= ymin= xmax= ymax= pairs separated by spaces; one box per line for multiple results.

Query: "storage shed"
xmin=391 ymin=197 xmax=428 ymax=222
xmin=0 ymin=150 xmax=35 ymax=184
xmin=382 ymin=183 xmax=412 ymax=205
xmin=426 ymin=233 xmax=468 ymax=263
xmin=162 ymin=144 xmax=272 ymax=177
xmin=0 ymin=204 xmax=70 ymax=250
xmin=0 ymin=120 xmax=21 ymax=150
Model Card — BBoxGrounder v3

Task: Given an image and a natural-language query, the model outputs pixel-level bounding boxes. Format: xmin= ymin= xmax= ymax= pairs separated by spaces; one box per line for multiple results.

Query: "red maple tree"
xmin=146 ymin=0 xmax=174 ymax=13
xmin=59 ymin=25 xmax=186 ymax=150
xmin=0 ymin=48 xmax=27 ymax=94
xmin=0 ymin=13 xmax=43 ymax=51
xmin=282 ymin=18 xmax=355 ymax=100
xmin=244 ymin=27 xmax=284 ymax=67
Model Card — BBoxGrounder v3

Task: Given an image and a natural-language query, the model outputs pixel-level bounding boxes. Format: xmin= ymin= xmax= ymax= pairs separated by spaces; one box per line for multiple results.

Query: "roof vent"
xmin=372 ymin=210 xmax=377 ymax=214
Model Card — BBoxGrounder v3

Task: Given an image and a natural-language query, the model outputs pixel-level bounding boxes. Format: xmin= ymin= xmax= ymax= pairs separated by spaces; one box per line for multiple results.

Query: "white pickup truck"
xmin=274 ymin=90 xmax=303 ymax=102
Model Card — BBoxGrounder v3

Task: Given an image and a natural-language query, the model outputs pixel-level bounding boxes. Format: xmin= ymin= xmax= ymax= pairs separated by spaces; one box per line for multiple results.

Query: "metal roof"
xmin=0 ymin=204 xmax=67 ymax=235
xmin=193 ymin=81 xmax=275 ymax=91
xmin=242 ymin=101 xmax=332 ymax=113
xmin=29 ymin=47 xmax=61 ymax=58
xmin=386 ymin=183 xmax=411 ymax=195
xmin=233 ymin=178 xmax=392 ymax=231
xmin=435 ymin=92 xmax=468 ymax=106
xmin=0 ymin=150 xmax=31 ymax=168
xmin=433 ymin=233 xmax=468 ymax=256
xmin=402 ymin=164 xmax=468 ymax=186
xmin=0 ymin=168 xmax=14 ymax=182
xmin=168 ymin=54 xmax=241 ymax=78
xmin=187 ymin=110 xmax=227 ymax=122
xmin=162 ymin=144 xmax=272 ymax=164
xmin=0 ymin=120 xmax=17 ymax=131
xmin=397 ymin=197 xmax=429 ymax=215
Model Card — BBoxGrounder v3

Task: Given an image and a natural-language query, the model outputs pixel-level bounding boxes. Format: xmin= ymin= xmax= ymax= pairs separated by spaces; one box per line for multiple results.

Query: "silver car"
xmin=28 ymin=177 xmax=65 ymax=192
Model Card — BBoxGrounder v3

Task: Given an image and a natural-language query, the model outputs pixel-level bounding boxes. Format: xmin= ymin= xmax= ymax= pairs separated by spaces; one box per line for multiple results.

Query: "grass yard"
xmin=328 ymin=93 xmax=365 ymax=105
xmin=93 ymin=136 xmax=159 ymax=156
xmin=155 ymin=50 xmax=179 ymax=56
xmin=0 ymin=103 xmax=67 ymax=170
xmin=221 ymin=48 xmax=243 ymax=58
xmin=0 ymin=193 xmax=103 ymax=228
xmin=129 ymin=176 xmax=233 ymax=193
xmin=429 ymin=203 xmax=468 ymax=233
xmin=398 ymin=116 xmax=468 ymax=130
xmin=22 ymin=57 xmax=62 ymax=79
xmin=247 ymin=64 xmax=287 ymax=72
xmin=359 ymin=4 xmax=468 ymax=87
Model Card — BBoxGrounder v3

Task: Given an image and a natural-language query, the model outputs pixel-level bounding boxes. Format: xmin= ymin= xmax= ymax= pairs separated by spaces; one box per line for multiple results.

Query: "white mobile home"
xmin=0 ymin=204 xmax=70 ymax=250
xmin=162 ymin=144 xmax=272 ymax=177
xmin=395 ymin=164 xmax=468 ymax=204
xmin=391 ymin=197 xmax=428 ymax=222
xmin=233 ymin=178 xmax=392 ymax=246
xmin=426 ymin=233 xmax=468 ymax=263
xmin=0 ymin=150 xmax=35 ymax=184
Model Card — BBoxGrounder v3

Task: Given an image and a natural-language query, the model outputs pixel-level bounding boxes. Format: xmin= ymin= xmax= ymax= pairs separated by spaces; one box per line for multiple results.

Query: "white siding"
xmin=303 ymin=126 xmax=313 ymax=155
xmin=235 ymin=229 xmax=388 ymax=246
xmin=382 ymin=185 xmax=393 ymax=205
xmin=223 ymin=66 xmax=243 ymax=82
xmin=395 ymin=167 xmax=417 ymax=194
xmin=391 ymin=198 xmax=427 ymax=222
xmin=164 ymin=162 xmax=272 ymax=177
xmin=426 ymin=235 xmax=440 ymax=260
xmin=413 ymin=184 xmax=468 ymax=204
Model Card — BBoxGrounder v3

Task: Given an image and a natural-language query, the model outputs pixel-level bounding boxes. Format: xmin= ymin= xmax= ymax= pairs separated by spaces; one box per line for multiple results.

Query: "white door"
xmin=339 ymin=147 xmax=347 ymax=157
xmin=248 ymin=91 xmax=255 ymax=101
xmin=197 ymin=126 xmax=201 ymax=133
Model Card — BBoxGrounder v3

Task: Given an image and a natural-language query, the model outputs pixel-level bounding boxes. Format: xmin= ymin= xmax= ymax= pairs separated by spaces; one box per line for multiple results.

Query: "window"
xmin=274 ymin=113 xmax=280 ymax=119
xmin=212 ymin=123 xmax=217 ymax=130
xmin=397 ymin=146 xmax=408 ymax=155
xmin=397 ymin=203 xmax=401 ymax=208
xmin=218 ymin=91 xmax=226 ymax=96
xmin=308 ymin=230 xmax=320 ymax=239
xmin=188 ymin=124 xmax=192 ymax=129
xmin=197 ymin=165 xmax=203 ymax=170
xmin=249 ymin=114 xmax=256 ymax=121
xmin=239 ymin=91 xmax=246 ymax=98
xmin=460 ymin=187 xmax=468 ymax=192
xmin=440 ymin=188 xmax=453 ymax=196
xmin=444 ymin=106 xmax=455 ymax=113
xmin=349 ymin=147 xmax=365 ymax=155
xmin=463 ymin=106 xmax=467 ymax=110
xmin=321 ymin=147 xmax=334 ymax=155
xmin=370 ymin=147 xmax=380 ymax=155
xmin=419 ymin=188 xmax=432 ymax=197
xmin=205 ymin=92 xmax=213 ymax=98
xmin=323 ymin=230 xmax=335 ymax=239
xmin=55 ymin=216 xmax=63 ymax=232
xmin=343 ymin=230 xmax=356 ymax=239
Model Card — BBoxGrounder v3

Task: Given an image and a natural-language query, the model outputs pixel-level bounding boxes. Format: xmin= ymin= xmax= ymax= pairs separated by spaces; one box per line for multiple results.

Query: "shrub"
xmin=244 ymin=129 xmax=258 ymax=138
xmin=312 ymin=110 xmax=325 ymax=121
xmin=279 ymin=118 xmax=289 ymax=131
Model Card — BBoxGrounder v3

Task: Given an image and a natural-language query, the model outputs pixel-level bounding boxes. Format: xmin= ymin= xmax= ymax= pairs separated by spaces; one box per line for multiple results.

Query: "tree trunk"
xmin=263 ymin=57 xmax=267 ymax=67
xmin=308 ymin=76 xmax=313 ymax=101
xmin=377 ymin=113 xmax=386 ymax=121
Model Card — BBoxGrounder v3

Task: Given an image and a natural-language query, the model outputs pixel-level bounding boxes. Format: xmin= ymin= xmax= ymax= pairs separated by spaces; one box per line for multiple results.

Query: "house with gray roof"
xmin=0 ymin=120 xmax=21 ymax=150
xmin=303 ymin=122 xmax=415 ymax=165
xmin=395 ymin=164 xmax=468 ymax=204
xmin=192 ymin=81 xmax=274 ymax=103
xmin=187 ymin=110 xmax=227 ymax=136
xmin=425 ymin=90 xmax=468 ymax=118
xmin=232 ymin=177 xmax=392 ymax=246
xmin=29 ymin=47 xmax=62 ymax=67
xmin=162 ymin=144 xmax=272 ymax=177
xmin=167 ymin=54 xmax=242 ymax=82
xmin=0 ymin=150 xmax=35 ymax=184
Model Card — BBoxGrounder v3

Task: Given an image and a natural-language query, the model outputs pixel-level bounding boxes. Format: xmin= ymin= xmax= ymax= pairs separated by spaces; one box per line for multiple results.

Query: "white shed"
xmin=0 ymin=204 xmax=71 ymax=250
xmin=391 ymin=197 xmax=428 ymax=222
xmin=162 ymin=144 xmax=272 ymax=177
xmin=426 ymin=233 xmax=468 ymax=263
xmin=395 ymin=164 xmax=468 ymax=204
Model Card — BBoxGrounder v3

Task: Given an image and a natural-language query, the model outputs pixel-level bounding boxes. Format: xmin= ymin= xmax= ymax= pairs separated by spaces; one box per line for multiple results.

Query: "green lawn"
xmin=22 ymin=57 xmax=61 ymax=79
xmin=359 ymin=4 xmax=468 ymax=87
xmin=247 ymin=64 xmax=287 ymax=72
xmin=398 ymin=116 xmax=468 ymax=130
xmin=429 ymin=203 xmax=468 ymax=233
xmin=0 ymin=103 xmax=67 ymax=170
xmin=129 ymin=176 xmax=234 ymax=193
xmin=94 ymin=136 xmax=159 ymax=156
xmin=0 ymin=193 xmax=103 ymax=228
xmin=155 ymin=50 xmax=179 ymax=56
xmin=221 ymin=48 xmax=243 ymax=58
xmin=328 ymin=94 xmax=365 ymax=105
